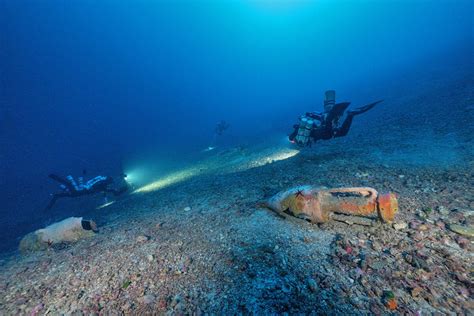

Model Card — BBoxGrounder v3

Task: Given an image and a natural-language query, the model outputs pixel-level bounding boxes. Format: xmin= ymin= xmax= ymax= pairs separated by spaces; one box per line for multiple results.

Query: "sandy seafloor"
xmin=1 ymin=73 xmax=473 ymax=314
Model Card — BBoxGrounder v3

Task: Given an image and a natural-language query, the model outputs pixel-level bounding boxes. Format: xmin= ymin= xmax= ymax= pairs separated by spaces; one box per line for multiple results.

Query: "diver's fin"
xmin=48 ymin=174 xmax=68 ymax=185
xmin=348 ymin=100 xmax=383 ymax=115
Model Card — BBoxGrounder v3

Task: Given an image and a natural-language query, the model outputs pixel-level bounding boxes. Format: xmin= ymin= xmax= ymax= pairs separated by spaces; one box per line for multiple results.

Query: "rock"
xmin=435 ymin=220 xmax=446 ymax=229
xmin=411 ymin=287 xmax=422 ymax=298
xmin=409 ymin=220 xmax=421 ymax=230
xmin=369 ymin=261 xmax=385 ymax=270
xmin=382 ymin=290 xmax=397 ymax=310
xmin=136 ymin=235 xmax=149 ymax=243
xmin=170 ymin=294 xmax=182 ymax=308
xmin=371 ymin=241 xmax=382 ymax=252
xmin=184 ymin=207 xmax=191 ymax=212
xmin=141 ymin=294 xmax=156 ymax=305
xmin=418 ymin=224 xmax=429 ymax=231
xmin=147 ymin=254 xmax=154 ymax=262
xmin=455 ymin=237 xmax=470 ymax=249
xmin=437 ymin=205 xmax=450 ymax=216
xmin=175 ymin=302 xmax=186 ymax=312
xmin=393 ymin=222 xmax=408 ymax=230
xmin=30 ymin=303 xmax=44 ymax=315
xmin=449 ymin=224 xmax=474 ymax=237
xmin=307 ymin=278 xmax=318 ymax=292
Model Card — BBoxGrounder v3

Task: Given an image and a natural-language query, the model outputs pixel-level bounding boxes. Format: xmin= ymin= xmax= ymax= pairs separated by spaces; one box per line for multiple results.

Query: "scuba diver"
xmin=289 ymin=90 xmax=382 ymax=147
xmin=204 ymin=120 xmax=230 ymax=152
xmin=215 ymin=120 xmax=230 ymax=136
xmin=45 ymin=172 xmax=128 ymax=211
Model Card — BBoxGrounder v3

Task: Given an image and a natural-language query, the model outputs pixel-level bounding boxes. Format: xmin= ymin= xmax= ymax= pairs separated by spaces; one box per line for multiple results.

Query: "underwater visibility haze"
xmin=1 ymin=0 xmax=473 ymax=314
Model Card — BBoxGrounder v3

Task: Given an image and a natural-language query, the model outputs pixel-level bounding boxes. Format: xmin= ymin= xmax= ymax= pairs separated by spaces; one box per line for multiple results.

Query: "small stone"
xmin=147 ymin=254 xmax=154 ymax=262
xmin=142 ymin=294 xmax=156 ymax=305
xmin=136 ymin=235 xmax=149 ymax=243
xmin=411 ymin=287 xmax=422 ymax=298
xmin=371 ymin=241 xmax=382 ymax=252
xmin=409 ymin=221 xmax=421 ymax=230
xmin=393 ymin=222 xmax=408 ymax=230
xmin=418 ymin=224 xmax=429 ymax=231
xmin=437 ymin=205 xmax=449 ymax=216
xmin=170 ymin=294 xmax=182 ymax=307
xmin=175 ymin=302 xmax=186 ymax=312
xmin=369 ymin=261 xmax=384 ymax=270
xmin=121 ymin=303 xmax=131 ymax=310
xmin=184 ymin=207 xmax=191 ymax=212
xmin=158 ymin=298 xmax=167 ymax=309
xmin=455 ymin=237 xmax=470 ymax=249
xmin=307 ymin=278 xmax=318 ymax=292
xmin=382 ymin=290 xmax=397 ymax=310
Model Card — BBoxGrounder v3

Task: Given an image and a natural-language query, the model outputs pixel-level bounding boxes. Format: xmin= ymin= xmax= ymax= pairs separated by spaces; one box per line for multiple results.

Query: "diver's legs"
xmin=48 ymin=174 xmax=74 ymax=192
xmin=105 ymin=187 xmax=128 ymax=196
xmin=44 ymin=192 xmax=70 ymax=211
xmin=334 ymin=115 xmax=354 ymax=137
xmin=335 ymin=100 xmax=382 ymax=137
xmin=325 ymin=102 xmax=351 ymax=125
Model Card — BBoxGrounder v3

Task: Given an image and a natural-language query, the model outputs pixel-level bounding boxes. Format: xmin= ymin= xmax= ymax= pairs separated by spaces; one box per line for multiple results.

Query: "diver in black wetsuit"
xmin=215 ymin=120 xmax=230 ymax=136
xmin=289 ymin=90 xmax=382 ymax=147
xmin=45 ymin=173 xmax=128 ymax=211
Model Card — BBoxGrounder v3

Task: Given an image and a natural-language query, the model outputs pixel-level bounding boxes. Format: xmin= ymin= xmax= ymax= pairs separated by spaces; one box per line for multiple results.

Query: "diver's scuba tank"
xmin=324 ymin=90 xmax=336 ymax=112
xmin=295 ymin=116 xmax=314 ymax=146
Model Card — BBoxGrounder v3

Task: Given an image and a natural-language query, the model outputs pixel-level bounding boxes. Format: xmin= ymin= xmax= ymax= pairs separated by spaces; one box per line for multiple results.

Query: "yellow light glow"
xmin=133 ymin=167 xmax=200 ymax=193
xmin=264 ymin=148 xmax=300 ymax=163
xmin=245 ymin=148 xmax=300 ymax=169
xmin=97 ymin=201 xmax=115 ymax=209
xmin=132 ymin=146 xmax=299 ymax=194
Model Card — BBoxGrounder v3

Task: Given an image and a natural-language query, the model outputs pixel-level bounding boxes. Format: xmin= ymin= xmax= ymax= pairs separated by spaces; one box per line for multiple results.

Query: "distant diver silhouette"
xmin=289 ymin=90 xmax=382 ymax=147
xmin=215 ymin=120 xmax=230 ymax=136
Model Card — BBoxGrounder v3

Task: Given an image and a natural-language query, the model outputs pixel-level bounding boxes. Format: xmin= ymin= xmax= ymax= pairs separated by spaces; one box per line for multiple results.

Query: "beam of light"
xmin=133 ymin=167 xmax=201 ymax=194
xmin=246 ymin=148 xmax=300 ymax=169
xmin=97 ymin=201 xmax=115 ymax=209
xmin=131 ymin=144 xmax=299 ymax=194
xmin=202 ymin=146 xmax=216 ymax=152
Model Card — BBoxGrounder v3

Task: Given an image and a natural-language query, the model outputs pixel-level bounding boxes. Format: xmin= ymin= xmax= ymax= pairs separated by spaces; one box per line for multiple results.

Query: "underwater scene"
xmin=1 ymin=0 xmax=473 ymax=314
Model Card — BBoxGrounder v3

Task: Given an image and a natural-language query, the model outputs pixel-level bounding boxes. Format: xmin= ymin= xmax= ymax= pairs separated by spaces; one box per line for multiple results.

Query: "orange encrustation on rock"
xmin=385 ymin=298 xmax=398 ymax=310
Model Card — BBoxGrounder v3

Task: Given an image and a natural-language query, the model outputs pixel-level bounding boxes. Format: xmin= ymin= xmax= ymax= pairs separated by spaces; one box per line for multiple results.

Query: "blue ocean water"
xmin=0 ymin=0 xmax=472 ymax=252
